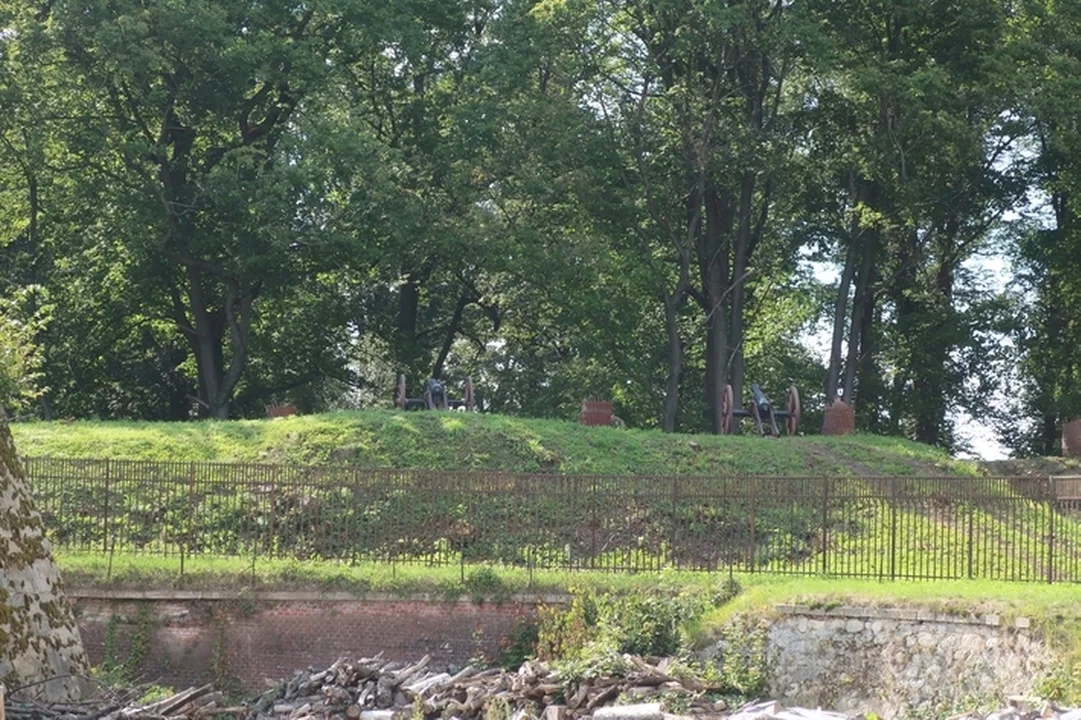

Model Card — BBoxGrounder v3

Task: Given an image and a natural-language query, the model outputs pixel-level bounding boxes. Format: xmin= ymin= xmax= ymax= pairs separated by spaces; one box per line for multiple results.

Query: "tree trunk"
xmin=700 ymin=186 xmax=733 ymax=433
xmin=0 ymin=408 xmax=89 ymax=701
xmin=842 ymin=230 xmax=877 ymax=403
xmin=662 ymin=293 xmax=683 ymax=433
xmin=396 ymin=274 xmax=424 ymax=374
xmin=826 ymin=191 xmax=861 ymax=403
xmin=914 ymin=226 xmax=958 ymax=445
xmin=855 ymin=276 xmax=881 ymax=432
xmin=432 ymin=294 xmax=472 ymax=379
xmin=729 ymin=171 xmax=757 ymax=406
xmin=176 ymin=268 xmax=256 ymax=419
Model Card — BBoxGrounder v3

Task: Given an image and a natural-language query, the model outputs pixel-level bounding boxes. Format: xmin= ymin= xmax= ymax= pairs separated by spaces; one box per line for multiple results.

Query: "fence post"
xmin=1047 ymin=475 xmax=1056 ymax=584
xmin=821 ymin=478 xmax=829 ymax=576
xmin=268 ymin=466 xmax=277 ymax=559
xmin=748 ymin=479 xmax=757 ymax=573
xmin=967 ymin=479 xmax=975 ymax=580
xmin=183 ymin=461 xmax=195 ymax=579
xmin=670 ymin=476 xmax=679 ymax=571
xmin=102 ymin=458 xmax=111 ymax=554
xmin=589 ymin=477 xmax=597 ymax=569
xmin=889 ymin=477 xmax=898 ymax=581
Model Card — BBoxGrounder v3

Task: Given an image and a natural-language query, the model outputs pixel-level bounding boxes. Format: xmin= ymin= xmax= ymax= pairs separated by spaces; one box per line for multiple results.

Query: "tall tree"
xmin=1001 ymin=0 xmax=1081 ymax=455
xmin=37 ymin=0 xmax=375 ymax=418
xmin=811 ymin=0 xmax=1022 ymax=446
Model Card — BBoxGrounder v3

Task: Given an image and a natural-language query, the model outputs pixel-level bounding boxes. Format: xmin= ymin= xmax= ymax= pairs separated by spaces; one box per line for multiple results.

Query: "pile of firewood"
xmin=10 ymin=661 xmax=1081 ymax=720
xmin=245 ymin=654 xmax=730 ymax=720
xmin=0 ymin=683 xmax=241 ymax=720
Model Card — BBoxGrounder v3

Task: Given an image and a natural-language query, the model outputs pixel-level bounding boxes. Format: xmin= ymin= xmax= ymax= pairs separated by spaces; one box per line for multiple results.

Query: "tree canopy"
xmin=2 ymin=0 xmax=1079 ymax=455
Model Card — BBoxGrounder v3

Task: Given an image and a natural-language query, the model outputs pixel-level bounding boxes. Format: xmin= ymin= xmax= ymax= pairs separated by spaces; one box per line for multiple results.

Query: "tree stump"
xmin=0 ymin=409 xmax=89 ymax=701
xmin=822 ymin=399 xmax=856 ymax=436
xmin=1063 ymin=418 xmax=1081 ymax=457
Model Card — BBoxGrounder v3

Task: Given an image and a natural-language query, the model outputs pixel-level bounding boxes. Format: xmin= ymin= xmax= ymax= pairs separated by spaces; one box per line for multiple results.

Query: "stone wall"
xmin=71 ymin=590 xmax=547 ymax=693
xmin=760 ymin=605 xmax=1053 ymax=719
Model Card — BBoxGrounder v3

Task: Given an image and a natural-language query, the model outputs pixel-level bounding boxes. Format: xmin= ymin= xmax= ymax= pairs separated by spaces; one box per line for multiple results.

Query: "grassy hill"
xmin=9 ymin=409 xmax=974 ymax=476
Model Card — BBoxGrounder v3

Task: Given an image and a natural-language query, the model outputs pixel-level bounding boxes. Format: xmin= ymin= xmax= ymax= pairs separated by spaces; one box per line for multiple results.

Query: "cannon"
xmin=395 ymin=375 xmax=476 ymax=411
xmin=720 ymin=383 xmax=800 ymax=436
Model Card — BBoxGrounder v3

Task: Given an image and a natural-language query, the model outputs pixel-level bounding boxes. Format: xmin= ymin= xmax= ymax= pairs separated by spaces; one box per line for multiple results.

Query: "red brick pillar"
xmin=1063 ymin=419 xmax=1081 ymax=457
xmin=822 ymin=399 xmax=856 ymax=436
xmin=579 ymin=400 xmax=613 ymax=426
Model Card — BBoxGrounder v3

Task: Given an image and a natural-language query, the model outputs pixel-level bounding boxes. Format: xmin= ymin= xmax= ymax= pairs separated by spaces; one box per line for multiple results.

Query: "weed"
xmin=464 ymin=567 xmax=510 ymax=604
xmin=482 ymin=696 xmax=512 ymax=720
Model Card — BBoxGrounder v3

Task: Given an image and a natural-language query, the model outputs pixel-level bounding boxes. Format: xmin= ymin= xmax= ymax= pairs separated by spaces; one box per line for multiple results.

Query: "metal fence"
xmin=23 ymin=456 xmax=1081 ymax=582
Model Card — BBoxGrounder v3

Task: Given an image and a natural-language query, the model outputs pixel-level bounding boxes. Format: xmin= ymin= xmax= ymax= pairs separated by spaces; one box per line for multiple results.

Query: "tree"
xmin=811 ymin=0 xmax=1022 ymax=446
xmin=0 ymin=407 xmax=89 ymax=701
xmin=37 ymin=0 xmax=376 ymax=418
xmin=999 ymin=0 xmax=1081 ymax=455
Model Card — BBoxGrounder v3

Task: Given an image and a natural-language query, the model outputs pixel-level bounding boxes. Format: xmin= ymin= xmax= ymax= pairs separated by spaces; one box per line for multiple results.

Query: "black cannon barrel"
xmin=750 ymin=383 xmax=772 ymax=412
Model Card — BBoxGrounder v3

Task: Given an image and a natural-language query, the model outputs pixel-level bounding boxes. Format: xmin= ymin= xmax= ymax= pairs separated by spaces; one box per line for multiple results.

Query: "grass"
xmin=11 ymin=409 xmax=976 ymax=476
xmin=57 ymin=551 xmax=1081 ymax=635
xmin=55 ymin=551 xmax=733 ymax=597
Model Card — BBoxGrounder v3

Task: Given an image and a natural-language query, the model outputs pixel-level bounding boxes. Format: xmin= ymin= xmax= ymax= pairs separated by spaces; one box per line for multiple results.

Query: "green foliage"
xmin=0 ymin=0 xmax=1074 ymax=455
xmin=482 ymin=696 xmax=512 ymax=720
xmin=712 ymin=617 xmax=769 ymax=697
xmin=96 ymin=604 xmax=153 ymax=686
xmin=497 ymin=616 xmax=540 ymax=671
xmin=137 ymin=686 xmax=176 ymax=704
xmin=537 ymin=589 xmax=709 ymax=662
xmin=711 ymin=575 xmax=743 ymax=607
xmin=464 ymin=567 xmax=511 ymax=604
xmin=0 ymin=288 xmax=48 ymax=413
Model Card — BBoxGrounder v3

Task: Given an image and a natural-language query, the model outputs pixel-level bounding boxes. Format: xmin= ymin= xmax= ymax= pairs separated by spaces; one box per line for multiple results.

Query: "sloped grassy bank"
xmin=11 ymin=410 xmax=971 ymax=476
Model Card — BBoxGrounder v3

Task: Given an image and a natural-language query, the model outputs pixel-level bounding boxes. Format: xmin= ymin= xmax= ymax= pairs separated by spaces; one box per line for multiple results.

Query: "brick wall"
xmin=71 ymin=591 xmax=553 ymax=694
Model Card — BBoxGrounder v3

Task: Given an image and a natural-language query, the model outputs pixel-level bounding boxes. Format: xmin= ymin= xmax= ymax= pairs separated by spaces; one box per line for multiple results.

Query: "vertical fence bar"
xmin=748 ymin=478 xmax=757 ymax=573
xmin=589 ymin=477 xmax=597 ymax=569
xmin=1047 ymin=475 xmax=1056 ymax=584
xmin=102 ymin=458 xmax=111 ymax=553
xmin=889 ymin=477 xmax=898 ymax=581
xmin=967 ymin=479 xmax=975 ymax=580
xmin=821 ymin=478 xmax=829 ymax=576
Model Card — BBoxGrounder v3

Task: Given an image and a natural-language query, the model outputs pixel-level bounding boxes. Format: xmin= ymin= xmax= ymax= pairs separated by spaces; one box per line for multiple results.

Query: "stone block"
xmin=360 ymin=711 xmax=395 ymax=720
xmin=1014 ymin=616 xmax=1031 ymax=629
xmin=1064 ymin=418 xmax=1081 ymax=457
xmin=592 ymin=703 xmax=663 ymax=720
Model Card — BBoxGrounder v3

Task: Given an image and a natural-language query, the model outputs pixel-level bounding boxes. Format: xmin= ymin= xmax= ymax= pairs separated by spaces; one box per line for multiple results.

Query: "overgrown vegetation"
xmin=526 ymin=581 xmax=769 ymax=706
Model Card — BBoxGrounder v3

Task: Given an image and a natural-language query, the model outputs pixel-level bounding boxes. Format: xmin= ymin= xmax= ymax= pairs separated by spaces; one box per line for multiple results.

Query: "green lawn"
xmin=57 ymin=551 xmax=1081 ymax=633
xmin=12 ymin=409 xmax=974 ymax=476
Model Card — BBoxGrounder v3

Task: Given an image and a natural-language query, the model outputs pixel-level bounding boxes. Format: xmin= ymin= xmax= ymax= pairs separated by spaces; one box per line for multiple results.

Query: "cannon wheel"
xmin=395 ymin=375 xmax=407 ymax=410
xmin=721 ymin=384 xmax=734 ymax=435
xmin=464 ymin=377 xmax=475 ymax=411
xmin=786 ymin=386 xmax=801 ymax=435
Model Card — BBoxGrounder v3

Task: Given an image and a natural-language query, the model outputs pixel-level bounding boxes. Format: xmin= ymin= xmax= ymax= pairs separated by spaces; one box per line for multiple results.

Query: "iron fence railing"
xmin=22 ymin=456 xmax=1081 ymax=582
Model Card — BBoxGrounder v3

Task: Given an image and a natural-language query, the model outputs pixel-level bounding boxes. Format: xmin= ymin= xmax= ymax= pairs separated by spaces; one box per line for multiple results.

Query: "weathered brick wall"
xmin=71 ymin=591 xmax=549 ymax=694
